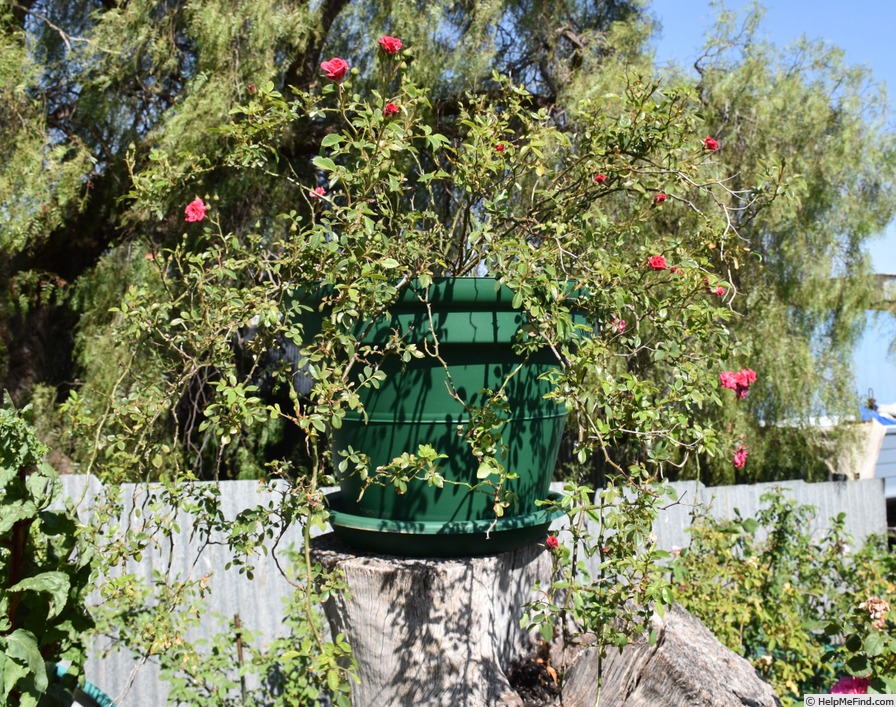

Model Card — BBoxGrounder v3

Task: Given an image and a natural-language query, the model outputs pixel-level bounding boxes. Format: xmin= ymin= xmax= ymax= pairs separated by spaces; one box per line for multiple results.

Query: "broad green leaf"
xmin=8 ymin=572 xmax=70 ymax=619
xmin=312 ymin=156 xmax=337 ymax=172
xmin=4 ymin=630 xmax=46 ymax=693
xmin=863 ymin=632 xmax=885 ymax=657
xmin=0 ymin=502 xmax=38 ymax=534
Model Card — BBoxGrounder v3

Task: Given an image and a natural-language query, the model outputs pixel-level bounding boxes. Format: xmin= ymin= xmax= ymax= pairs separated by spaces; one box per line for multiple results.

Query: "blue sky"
xmin=650 ymin=0 xmax=896 ymax=405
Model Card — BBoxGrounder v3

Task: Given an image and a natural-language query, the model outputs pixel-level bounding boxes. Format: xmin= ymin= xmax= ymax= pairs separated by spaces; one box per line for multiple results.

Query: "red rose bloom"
xmin=647 ymin=254 xmax=667 ymax=270
xmin=720 ymin=368 xmax=757 ymax=399
xmin=594 ymin=173 xmax=607 ymax=184
xmin=384 ymin=102 xmax=400 ymax=117
xmin=184 ymin=198 xmax=206 ymax=222
xmin=703 ymin=136 xmax=719 ymax=151
xmin=546 ymin=535 xmax=560 ymax=550
xmin=320 ymin=57 xmax=349 ymax=81
xmin=831 ymin=676 xmax=870 ymax=694
xmin=378 ymin=35 xmax=403 ymax=54
xmin=715 ymin=285 xmax=725 ymax=297
xmin=719 ymin=371 xmax=738 ymax=390
xmin=733 ymin=443 xmax=748 ymax=469
xmin=654 ymin=192 xmax=667 ymax=204
xmin=309 ymin=186 xmax=326 ymax=199
xmin=496 ymin=143 xmax=506 ymax=152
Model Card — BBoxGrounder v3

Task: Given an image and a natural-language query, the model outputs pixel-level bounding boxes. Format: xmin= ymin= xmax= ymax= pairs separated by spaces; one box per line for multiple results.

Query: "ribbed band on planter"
xmin=311 ymin=533 xmax=551 ymax=707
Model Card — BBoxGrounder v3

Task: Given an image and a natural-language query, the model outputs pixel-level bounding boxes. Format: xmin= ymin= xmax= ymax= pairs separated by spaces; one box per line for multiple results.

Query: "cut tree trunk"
xmin=557 ymin=603 xmax=782 ymax=707
xmin=312 ymin=533 xmax=781 ymax=707
xmin=311 ymin=533 xmax=549 ymax=707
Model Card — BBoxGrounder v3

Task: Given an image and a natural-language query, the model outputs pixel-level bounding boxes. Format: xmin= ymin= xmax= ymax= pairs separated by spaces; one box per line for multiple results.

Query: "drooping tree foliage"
xmin=0 ymin=0 xmax=645 ymax=395
xmin=1 ymin=0 xmax=894 ymax=484
xmin=665 ymin=7 xmax=896 ymax=483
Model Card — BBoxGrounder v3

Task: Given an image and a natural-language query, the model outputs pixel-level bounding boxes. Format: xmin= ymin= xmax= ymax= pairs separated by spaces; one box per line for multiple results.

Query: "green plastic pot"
xmin=323 ymin=278 xmax=569 ymax=556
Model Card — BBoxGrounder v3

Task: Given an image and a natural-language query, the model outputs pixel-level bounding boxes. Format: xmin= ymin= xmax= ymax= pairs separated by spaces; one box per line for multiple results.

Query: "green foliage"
xmin=662 ymin=5 xmax=896 ymax=483
xmin=150 ymin=559 xmax=356 ymax=707
xmin=4 ymin=0 xmax=895 ymax=700
xmin=77 ymin=27 xmax=752 ymax=703
xmin=821 ymin=550 xmax=896 ymax=695
xmin=522 ymin=472 xmax=677 ymax=699
xmin=0 ymin=397 xmax=94 ymax=706
xmin=667 ymin=488 xmax=894 ymax=703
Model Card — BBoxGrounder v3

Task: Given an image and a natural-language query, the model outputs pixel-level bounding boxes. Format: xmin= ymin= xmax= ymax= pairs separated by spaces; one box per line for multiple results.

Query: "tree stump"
xmin=557 ymin=603 xmax=781 ymax=706
xmin=311 ymin=533 xmax=551 ymax=707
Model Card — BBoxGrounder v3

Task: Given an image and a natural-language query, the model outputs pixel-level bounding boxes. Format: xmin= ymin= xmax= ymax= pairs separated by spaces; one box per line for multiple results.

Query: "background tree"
xmin=0 ymin=0 xmax=652 ymax=478
xmin=0 ymin=0 xmax=645 ymax=400
xmin=667 ymin=7 xmax=896 ymax=483
xmin=2 ymin=0 xmax=895 ymax=484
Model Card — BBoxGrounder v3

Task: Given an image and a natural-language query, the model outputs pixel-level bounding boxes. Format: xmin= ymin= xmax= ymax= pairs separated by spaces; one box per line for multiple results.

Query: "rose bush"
xmin=68 ymin=32 xmax=787 ymax=703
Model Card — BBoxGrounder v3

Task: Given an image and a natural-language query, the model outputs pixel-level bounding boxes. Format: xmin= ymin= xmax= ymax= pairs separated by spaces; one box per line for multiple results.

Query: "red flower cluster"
xmin=720 ymin=368 xmax=757 ymax=399
xmin=546 ymin=535 xmax=560 ymax=550
xmin=612 ymin=317 xmax=626 ymax=333
xmin=733 ymin=443 xmax=748 ymax=469
xmin=830 ymin=676 xmax=870 ymax=695
xmin=309 ymin=186 xmax=326 ymax=199
xmin=495 ymin=143 xmax=506 ymax=153
xmin=647 ymin=254 xmax=667 ymax=270
xmin=378 ymin=35 xmax=403 ymax=54
xmin=184 ymin=198 xmax=206 ymax=222
xmin=384 ymin=102 xmax=400 ymax=117
xmin=594 ymin=173 xmax=607 ymax=184
xmin=320 ymin=57 xmax=349 ymax=81
xmin=654 ymin=192 xmax=667 ymax=204
xmin=703 ymin=136 xmax=719 ymax=151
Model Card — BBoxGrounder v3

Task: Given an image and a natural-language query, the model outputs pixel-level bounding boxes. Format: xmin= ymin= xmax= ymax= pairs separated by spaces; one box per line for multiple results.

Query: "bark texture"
xmin=560 ymin=603 xmax=782 ymax=707
xmin=313 ymin=533 xmax=781 ymax=707
xmin=312 ymin=533 xmax=549 ymax=707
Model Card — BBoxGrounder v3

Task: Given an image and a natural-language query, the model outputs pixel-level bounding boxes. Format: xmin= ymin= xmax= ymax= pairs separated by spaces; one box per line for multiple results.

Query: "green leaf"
xmin=312 ymin=156 xmax=337 ymax=172
xmin=846 ymin=654 xmax=869 ymax=673
xmin=327 ymin=669 xmax=341 ymax=693
xmin=1 ymin=652 xmax=26 ymax=700
xmin=320 ymin=134 xmax=342 ymax=147
xmin=4 ymin=629 xmax=46 ymax=693
xmin=8 ymin=572 xmax=70 ymax=619
xmin=476 ymin=459 xmax=498 ymax=479
xmin=25 ymin=470 xmax=55 ymax=508
xmin=863 ymin=632 xmax=885 ymax=657
xmin=0 ymin=502 xmax=38 ymax=534
xmin=741 ymin=518 xmax=759 ymax=533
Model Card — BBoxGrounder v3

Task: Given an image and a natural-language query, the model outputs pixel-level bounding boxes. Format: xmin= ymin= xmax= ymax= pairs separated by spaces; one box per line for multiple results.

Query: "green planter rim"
xmin=326 ymin=489 xmax=563 ymax=534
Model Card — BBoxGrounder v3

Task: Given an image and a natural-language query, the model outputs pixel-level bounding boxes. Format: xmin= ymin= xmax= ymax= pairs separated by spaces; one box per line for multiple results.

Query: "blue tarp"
xmin=860 ymin=406 xmax=896 ymax=425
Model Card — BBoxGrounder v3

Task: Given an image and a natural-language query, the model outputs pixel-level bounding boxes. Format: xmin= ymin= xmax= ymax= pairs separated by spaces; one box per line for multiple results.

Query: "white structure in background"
xmin=859 ymin=403 xmax=896 ymax=530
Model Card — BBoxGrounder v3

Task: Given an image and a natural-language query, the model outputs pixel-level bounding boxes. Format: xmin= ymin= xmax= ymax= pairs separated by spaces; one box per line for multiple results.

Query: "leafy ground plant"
xmin=667 ymin=487 xmax=895 ymax=704
xmin=0 ymin=397 xmax=94 ymax=706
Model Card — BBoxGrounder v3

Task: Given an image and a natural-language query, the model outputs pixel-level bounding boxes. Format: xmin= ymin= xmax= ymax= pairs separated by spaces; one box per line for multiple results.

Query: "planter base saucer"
xmin=324 ymin=490 xmax=563 ymax=558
